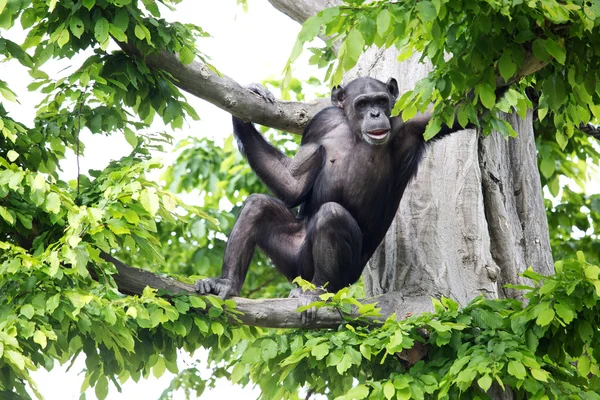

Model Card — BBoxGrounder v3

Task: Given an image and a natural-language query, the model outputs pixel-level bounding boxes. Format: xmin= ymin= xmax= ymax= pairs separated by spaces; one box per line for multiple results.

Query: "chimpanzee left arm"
xmin=392 ymin=109 xmax=475 ymax=145
xmin=233 ymin=116 xmax=324 ymax=208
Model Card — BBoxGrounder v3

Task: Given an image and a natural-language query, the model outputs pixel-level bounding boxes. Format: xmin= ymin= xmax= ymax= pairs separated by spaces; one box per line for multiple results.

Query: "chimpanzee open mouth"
xmin=366 ymin=129 xmax=389 ymax=140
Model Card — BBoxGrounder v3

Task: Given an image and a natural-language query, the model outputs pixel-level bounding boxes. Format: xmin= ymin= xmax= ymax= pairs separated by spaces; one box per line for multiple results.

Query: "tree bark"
xmin=116 ymin=41 xmax=329 ymax=134
xmin=103 ymin=253 xmax=422 ymax=329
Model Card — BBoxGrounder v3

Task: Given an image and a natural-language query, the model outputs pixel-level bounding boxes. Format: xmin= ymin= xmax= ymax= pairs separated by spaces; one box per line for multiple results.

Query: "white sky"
xmin=0 ymin=1 xmax=322 ymax=399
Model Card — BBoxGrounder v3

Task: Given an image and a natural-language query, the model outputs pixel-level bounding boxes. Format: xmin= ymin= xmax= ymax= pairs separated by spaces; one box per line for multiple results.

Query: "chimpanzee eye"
xmin=356 ymin=100 xmax=367 ymax=109
xmin=377 ymin=98 xmax=388 ymax=107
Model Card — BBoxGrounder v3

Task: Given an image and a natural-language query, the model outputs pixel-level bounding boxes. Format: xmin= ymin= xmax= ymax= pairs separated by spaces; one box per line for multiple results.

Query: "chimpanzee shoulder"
xmin=301 ymin=107 xmax=348 ymax=145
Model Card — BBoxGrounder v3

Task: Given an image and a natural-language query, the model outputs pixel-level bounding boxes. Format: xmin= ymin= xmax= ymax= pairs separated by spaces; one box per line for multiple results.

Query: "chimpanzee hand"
xmin=195 ymin=277 xmax=238 ymax=300
xmin=289 ymin=286 xmax=326 ymax=325
xmin=246 ymin=83 xmax=275 ymax=103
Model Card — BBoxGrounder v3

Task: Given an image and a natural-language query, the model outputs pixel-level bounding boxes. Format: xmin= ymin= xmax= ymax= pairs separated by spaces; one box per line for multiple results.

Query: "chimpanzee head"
xmin=331 ymin=77 xmax=399 ymax=145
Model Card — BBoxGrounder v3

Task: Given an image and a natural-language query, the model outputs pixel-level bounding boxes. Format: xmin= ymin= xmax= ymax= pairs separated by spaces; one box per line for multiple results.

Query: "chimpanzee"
xmin=195 ymin=77 xmax=472 ymax=299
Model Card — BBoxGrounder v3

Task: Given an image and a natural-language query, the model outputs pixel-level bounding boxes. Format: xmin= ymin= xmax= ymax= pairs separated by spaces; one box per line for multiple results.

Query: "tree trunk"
xmin=350 ymin=49 xmax=554 ymax=304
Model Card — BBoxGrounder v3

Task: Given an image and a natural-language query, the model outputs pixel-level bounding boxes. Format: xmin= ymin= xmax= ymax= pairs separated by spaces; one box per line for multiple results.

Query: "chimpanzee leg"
xmin=195 ymin=194 xmax=304 ymax=298
xmin=298 ymin=202 xmax=363 ymax=293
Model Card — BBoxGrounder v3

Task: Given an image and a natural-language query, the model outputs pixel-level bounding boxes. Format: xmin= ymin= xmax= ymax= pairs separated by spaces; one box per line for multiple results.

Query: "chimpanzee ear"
xmin=386 ymin=78 xmax=399 ymax=101
xmin=331 ymin=85 xmax=345 ymax=108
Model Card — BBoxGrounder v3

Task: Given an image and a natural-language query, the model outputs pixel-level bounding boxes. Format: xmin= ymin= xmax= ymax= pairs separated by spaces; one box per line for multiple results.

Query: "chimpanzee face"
xmin=331 ymin=77 xmax=399 ymax=145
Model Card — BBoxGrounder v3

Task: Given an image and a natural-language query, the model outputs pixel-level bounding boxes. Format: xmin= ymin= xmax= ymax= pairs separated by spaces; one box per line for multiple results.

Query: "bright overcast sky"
xmin=0 ymin=1 xmax=321 ymax=398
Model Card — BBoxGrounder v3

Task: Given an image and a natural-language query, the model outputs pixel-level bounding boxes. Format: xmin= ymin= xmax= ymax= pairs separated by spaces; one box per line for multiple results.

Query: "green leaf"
xmin=20 ymin=8 xmax=37 ymax=29
xmin=231 ymin=363 xmax=245 ymax=384
xmin=94 ymin=18 xmax=110 ymax=44
xmin=383 ymin=381 xmax=395 ymax=400
xmin=109 ymin=24 xmax=127 ymax=43
xmin=6 ymin=150 xmax=18 ymax=162
xmin=584 ymin=264 xmax=600 ymax=279
xmin=545 ymin=38 xmax=566 ymax=64
xmin=479 ymin=84 xmax=496 ymax=109
xmin=140 ymin=188 xmax=159 ymax=216
xmin=377 ymin=10 xmax=392 ymax=36
xmin=498 ymin=51 xmax=516 ymax=82
xmin=556 ymin=130 xmax=568 ymax=150
xmin=261 ymin=339 xmax=278 ymax=361
xmin=179 ymin=47 xmax=195 ymax=65
xmin=0 ymin=0 xmax=6 ymax=14
xmin=0 ymin=206 xmax=14 ymax=225
xmin=33 ymin=331 xmax=47 ymax=349
xmin=578 ymin=320 xmax=594 ymax=342
xmin=0 ymin=86 xmax=17 ymax=102
xmin=554 ymin=302 xmax=575 ymax=324
xmin=6 ymin=350 xmax=25 ymax=370
xmin=416 ymin=1 xmax=437 ymax=21
xmin=530 ymin=368 xmax=549 ymax=382
xmin=211 ymin=321 xmax=224 ymax=336
xmin=152 ymin=357 xmax=166 ymax=378
xmin=298 ymin=14 xmax=322 ymax=42
xmin=107 ymin=219 xmax=130 ymax=235
xmin=532 ymin=39 xmax=549 ymax=62
xmin=114 ymin=9 xmax=129 ymax=31
xmin=311 ymin=342 xmax=330 ymax=360
xmin=82 ymin=0 xmax=95 ymax=11
xmin=135 ymin=24 xmax=146 ymax=40
xmin=507 ymin=360 xmax=526 ymax=380
xmin=578 ymin=355 xmax=591 ymax=376
xmin=44 ymin=192 xmax=61 ymax=214
xmin=123 ymin=127 xmax=137 ymax=148
xmin=539 ymin=158 xmax=555 ymax=179
xmin=477 ymin=374 xmax=492 ymax=391
xmin=95 ymin=375 xmax=108 ymax=400
xmin=344 ymin=28 xmax=364 ymax=70
xmin=345 ymin=384 xmax=369 ymax=399
xmin=188 ymin=296 xmax=206 ymax=309
xmin=20 ymin=304 xmax=35 ymax=319
xmin=57 ymin=29 xmax=70 ymax=48
xmin=535 ymin=308 xmax=555 ymax=326
xmin=336 ymin=353 xmax=353 ymax=374
xmin=69 ymin=16 xmax=85 ymax=39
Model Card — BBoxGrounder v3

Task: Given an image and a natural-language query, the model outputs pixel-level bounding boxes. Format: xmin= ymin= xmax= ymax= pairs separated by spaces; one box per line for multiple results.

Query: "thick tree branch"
xmin=116 ymin=41 xmax=329 ymax=134
xmin=101 ymin=253 xmax=431 ymax=329
xmin=579 ymin=123 xmax=600 ymax=141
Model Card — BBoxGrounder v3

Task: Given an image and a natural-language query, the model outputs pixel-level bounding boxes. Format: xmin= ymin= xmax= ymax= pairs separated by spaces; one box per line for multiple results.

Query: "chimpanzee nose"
xmin=370 ymin=110 xmax=380 ymax=118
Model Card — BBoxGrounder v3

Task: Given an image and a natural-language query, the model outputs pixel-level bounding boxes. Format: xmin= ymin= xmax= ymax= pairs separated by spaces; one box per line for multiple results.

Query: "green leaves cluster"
xmin=1 ymin=0 xmax=599 ymax=399
xmin=190 ymin=253 xmax=600 ymax=400
xmin=287 ymin=0 xmax=600 ymax=143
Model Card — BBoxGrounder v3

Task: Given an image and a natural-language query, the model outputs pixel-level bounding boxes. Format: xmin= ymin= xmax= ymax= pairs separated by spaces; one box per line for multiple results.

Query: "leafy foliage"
xmin=0 ymin=0 xmax=599 ymax=399
xmin=158 ymin=254 xmax=600 ymax=400
xmin=286 ymin=0 xmax=600 ymax=142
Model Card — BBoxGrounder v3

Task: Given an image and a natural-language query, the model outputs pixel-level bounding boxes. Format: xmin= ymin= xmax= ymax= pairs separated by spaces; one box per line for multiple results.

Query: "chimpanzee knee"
xmin=238 ymin=194 xmax=271 ymax=222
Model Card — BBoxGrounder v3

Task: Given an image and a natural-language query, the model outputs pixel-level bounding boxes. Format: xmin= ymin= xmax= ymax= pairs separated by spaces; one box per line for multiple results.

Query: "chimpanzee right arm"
xmin=232 ymin=116 xmax=324 ymax=208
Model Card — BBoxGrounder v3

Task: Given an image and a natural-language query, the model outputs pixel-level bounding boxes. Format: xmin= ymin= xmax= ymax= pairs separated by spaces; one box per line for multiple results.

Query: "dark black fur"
xmin=195 ymin=77 xmax=469 ymax=299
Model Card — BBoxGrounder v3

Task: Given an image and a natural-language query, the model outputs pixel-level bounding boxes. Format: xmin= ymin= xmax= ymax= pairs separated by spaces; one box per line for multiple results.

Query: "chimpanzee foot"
xmin=289 ymin=287 xmax=327 ymax=325
xmin=194 ymin=278 xmax=238 ymax=300
xmin=246 ymin=83 xmax=275 ymax=103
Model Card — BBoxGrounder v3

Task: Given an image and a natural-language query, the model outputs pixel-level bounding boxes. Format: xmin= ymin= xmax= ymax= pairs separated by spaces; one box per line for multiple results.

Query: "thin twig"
xmin=76 ymin=99 xmax=83 ymax=199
